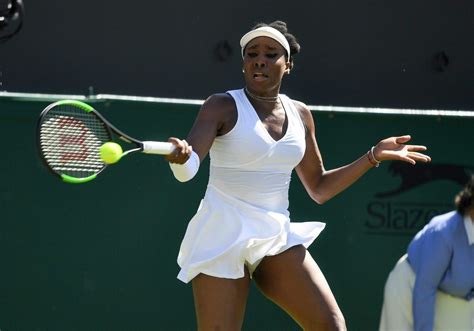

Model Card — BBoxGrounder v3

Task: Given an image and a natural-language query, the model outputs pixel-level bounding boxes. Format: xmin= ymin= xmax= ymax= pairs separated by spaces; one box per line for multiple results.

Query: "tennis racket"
xmin=37 ymin=99 xmax=175 ymax=184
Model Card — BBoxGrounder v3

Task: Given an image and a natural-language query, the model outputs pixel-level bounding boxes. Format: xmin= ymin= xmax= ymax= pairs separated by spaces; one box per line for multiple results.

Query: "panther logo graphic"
xmin=375 ymin=162 xmax=473 ymax=198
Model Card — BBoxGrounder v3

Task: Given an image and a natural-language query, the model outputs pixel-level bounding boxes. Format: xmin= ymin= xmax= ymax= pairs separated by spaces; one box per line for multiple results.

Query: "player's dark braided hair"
xmin=455 ymin=175 xmax=474 ymax=215
xmin=252 ymin=20 xmax=301 ymax=62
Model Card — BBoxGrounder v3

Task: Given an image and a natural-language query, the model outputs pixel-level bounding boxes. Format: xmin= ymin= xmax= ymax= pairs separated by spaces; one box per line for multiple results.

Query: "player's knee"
xmin=324 ymin=311 xmax=347 ymax=331
xmin=302 ymin=311 xmax=346 ymax=331
xmin=197 ymin=321 xmax=242 ymax=331
xmin=331 ymin=312 xmax=347 ymax=331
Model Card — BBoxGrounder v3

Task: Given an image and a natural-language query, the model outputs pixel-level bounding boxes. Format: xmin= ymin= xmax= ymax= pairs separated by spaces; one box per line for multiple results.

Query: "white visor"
xmin=240 ymin=26 xmax=291 ymax=60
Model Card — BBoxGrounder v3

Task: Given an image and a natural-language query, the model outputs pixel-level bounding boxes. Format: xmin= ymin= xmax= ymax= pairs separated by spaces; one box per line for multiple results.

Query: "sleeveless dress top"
xmin=177 ymin=89 xmax=326 ymax=283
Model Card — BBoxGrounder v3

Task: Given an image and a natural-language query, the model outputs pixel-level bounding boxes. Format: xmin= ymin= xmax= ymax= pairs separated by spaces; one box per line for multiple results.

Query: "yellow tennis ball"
xmin=99 ymin=142 xmax=123 ymax=164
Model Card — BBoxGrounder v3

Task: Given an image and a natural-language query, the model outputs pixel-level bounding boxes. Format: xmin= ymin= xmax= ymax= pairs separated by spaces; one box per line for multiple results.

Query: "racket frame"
xmin=37 ymin=99 xmax=145 ymax=184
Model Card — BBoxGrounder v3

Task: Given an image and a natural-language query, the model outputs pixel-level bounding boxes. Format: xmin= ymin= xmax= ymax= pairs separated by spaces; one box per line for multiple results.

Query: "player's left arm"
xmin=294 ymin=101 xmax=372 ymax=204
xmin=294 ymin=101 xmax=431 ymax=204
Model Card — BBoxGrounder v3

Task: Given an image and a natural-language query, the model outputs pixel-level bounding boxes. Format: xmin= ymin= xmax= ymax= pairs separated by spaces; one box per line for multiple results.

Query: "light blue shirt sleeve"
xmin=409 ymin=227 xmax=452 ymax=331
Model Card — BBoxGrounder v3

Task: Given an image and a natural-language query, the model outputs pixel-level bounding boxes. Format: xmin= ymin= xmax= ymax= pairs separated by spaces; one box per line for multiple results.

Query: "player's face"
xmin=242 ymin=37 xmax=289 ymax=95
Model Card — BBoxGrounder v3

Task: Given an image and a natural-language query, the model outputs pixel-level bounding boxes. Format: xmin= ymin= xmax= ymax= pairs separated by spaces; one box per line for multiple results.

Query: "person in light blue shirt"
xmin=379 ymin=176 xmax=474 ymax=331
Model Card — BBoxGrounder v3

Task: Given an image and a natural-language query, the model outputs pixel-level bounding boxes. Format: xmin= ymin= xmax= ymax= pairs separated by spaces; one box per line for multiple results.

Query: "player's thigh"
xmin=253 ymin=245 xmax=346 ymax=331
xmin=192 ymin=269 xmax=251 ymax=331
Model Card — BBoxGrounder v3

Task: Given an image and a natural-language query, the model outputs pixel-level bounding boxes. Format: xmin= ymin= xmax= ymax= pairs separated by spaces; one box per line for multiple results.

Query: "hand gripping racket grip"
xmin=142 ymin=141 xmax=175 ymax=155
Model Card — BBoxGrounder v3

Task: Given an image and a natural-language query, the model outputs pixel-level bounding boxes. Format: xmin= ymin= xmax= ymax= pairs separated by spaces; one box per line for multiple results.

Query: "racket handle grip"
xmin=142 ymin=141 xmax=175 ymax=155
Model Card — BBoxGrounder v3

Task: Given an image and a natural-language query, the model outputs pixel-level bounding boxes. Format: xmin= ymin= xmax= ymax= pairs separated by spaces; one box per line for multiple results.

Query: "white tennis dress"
xmin=177 ymin=89 xmax=326 ymax=283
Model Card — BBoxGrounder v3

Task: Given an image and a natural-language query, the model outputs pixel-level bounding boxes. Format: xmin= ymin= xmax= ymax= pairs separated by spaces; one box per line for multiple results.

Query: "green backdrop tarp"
xmin=1 ymin=93 xmax=473 ymax=330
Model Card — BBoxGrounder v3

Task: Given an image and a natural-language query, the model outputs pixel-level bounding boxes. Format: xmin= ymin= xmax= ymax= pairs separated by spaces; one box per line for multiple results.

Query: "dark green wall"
xmin=1 ymin=94 xmax=473 ymax=330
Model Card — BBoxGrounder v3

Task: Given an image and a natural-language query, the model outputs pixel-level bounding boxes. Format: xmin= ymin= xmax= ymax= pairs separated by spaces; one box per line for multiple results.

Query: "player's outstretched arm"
xmin=294 ymin=102 xmax=431 ymax=204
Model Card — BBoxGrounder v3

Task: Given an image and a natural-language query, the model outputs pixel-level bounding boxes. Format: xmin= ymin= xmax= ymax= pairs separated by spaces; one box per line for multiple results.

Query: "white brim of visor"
xmin=240 ymin=26 xmax=290 ymax=60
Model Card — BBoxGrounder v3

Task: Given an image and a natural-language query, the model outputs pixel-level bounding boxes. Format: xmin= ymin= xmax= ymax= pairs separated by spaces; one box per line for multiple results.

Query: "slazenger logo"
xmin=375 ymin=162 xmax=473 ymax=198
xmin=364 ymin=162 xmax=473 ymax=235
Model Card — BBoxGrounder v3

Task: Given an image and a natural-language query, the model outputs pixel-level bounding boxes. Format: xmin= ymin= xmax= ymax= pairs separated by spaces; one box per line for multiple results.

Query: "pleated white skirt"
xmin=177 ymin=185 xmax=325 ymax=283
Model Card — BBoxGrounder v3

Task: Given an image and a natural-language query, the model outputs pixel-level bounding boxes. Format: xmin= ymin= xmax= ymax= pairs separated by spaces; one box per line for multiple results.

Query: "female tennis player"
xmin=165 ymin=20 xmax=431 ymax=331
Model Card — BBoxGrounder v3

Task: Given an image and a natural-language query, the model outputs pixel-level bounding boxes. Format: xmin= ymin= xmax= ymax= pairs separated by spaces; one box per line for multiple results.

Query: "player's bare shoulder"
xmin=202 ymin=93 xmax=236 ymax=114
xmin=200 ymin=93 xmax=237 ymax=135
xmin=290 ymin=99 xmax=314 ymax=133
xmin=291 ymin=99 xmax=312 ymax=119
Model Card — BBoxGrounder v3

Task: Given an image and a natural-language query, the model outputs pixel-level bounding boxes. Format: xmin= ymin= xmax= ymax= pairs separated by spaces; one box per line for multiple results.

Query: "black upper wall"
xmin=1 ymin=0 xmax=473 ymax=109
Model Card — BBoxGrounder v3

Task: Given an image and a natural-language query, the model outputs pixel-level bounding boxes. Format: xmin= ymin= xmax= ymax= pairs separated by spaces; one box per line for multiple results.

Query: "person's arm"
xmin=165 ymin=93 xmax=236 ymax=167
xmin=294 ymin=101 xmax=431 ymax=204
xmin=411 ymin=229 xmax=452 ymax=331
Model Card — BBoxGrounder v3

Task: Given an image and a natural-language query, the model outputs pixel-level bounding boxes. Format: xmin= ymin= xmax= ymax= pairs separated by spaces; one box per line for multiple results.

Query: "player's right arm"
xmin=166 ymin=93 xmax=237 ymax=164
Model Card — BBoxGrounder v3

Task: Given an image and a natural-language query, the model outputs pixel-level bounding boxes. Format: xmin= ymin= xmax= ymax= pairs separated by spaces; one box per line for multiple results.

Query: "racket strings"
xmin=39 ymin=105 xmax=111 ymax=178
